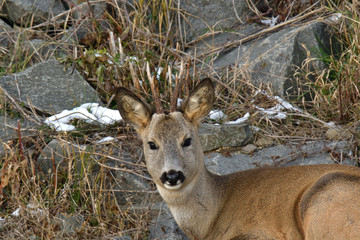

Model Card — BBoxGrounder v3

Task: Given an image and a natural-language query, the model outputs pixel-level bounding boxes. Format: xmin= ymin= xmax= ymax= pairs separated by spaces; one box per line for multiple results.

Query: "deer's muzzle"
xmin=160 ymin=170 xmax=185 ymax=189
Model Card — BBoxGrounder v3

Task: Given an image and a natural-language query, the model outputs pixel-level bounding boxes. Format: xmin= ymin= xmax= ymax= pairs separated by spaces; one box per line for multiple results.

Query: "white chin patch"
xmin=164 ymin=182 xmax=182 ymax=190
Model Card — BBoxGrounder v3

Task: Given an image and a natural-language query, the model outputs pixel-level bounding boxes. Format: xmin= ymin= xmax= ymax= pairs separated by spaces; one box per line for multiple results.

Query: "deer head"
xmin=116 ymin=79 xmax=215 ymax=192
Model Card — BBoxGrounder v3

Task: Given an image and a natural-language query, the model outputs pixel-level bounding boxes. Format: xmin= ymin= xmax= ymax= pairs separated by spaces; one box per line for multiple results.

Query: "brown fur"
xmin=116 ymin=79 xmax=360 ymax=240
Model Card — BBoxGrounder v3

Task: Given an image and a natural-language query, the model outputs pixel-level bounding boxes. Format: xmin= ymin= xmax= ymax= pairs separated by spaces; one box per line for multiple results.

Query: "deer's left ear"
xmin=181 ymin=78 xmax=215 ymax=124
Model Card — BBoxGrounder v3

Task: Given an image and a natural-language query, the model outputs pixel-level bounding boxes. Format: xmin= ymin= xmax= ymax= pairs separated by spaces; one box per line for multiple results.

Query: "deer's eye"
xmin=182 ymin=138 xmax=192 ymax=147
xmin=148 ymin=142 xmax=158 ymax=150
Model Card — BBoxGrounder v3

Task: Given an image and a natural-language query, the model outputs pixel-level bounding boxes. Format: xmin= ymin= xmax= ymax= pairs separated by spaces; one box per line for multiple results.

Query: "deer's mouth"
xmin=160 ymin=170 xmax=185 ymax=190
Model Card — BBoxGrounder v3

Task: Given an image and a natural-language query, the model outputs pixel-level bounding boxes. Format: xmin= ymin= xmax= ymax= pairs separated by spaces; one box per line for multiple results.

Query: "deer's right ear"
xmin=181 ymin=78 xmax=215 ymax=124
xmin=116 ymin=88 xmax=153 ymax=130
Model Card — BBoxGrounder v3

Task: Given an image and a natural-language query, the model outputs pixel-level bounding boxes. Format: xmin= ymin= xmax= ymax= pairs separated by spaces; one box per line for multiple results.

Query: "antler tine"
xmin=170 ymin=59 xmax=184 ymax=112
xmin=146 ymin=62 xmax=163 ymax=114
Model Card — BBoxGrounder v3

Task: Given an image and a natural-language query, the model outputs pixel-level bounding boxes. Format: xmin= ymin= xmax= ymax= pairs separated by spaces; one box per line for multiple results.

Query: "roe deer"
xmin=116 ymin=78 xmax=360 ymax=240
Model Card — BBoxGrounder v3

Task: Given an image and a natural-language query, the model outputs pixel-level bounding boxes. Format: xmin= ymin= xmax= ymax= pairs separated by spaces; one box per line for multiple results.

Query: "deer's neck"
xmin=157 ymin=165 xmax=224 ymax=239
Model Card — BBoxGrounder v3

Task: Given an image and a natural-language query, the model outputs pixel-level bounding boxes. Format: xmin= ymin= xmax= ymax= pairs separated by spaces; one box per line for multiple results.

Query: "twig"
xmin=233 ymin=0 xmax=244 ymax=24
xmin=94 ymin=159 xmax=152 ymax=181
xmin=16 ymin=121 xmax=25 ymax=162
xmin=1 ymin=88 xmax=39 ymax=125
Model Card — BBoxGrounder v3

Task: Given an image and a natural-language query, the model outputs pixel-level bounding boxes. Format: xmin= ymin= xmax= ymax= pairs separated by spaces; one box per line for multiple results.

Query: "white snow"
xmin=26 ymin=203 xmax=45 ymax=216
xmin=11 ymin=208 xmax=20 ymax=217
xmin=82 ymin=103 xmax=121 ymax=125
xmin=127 ymin=56 xmax=139 ymax=63
xmin=261 ymin=16 xmax=279 ymax=27
xmin=209 ymin=110 xmax=226 ymax=120
xmin=327 ymin=121 xmax=336 ymax=127
xmin=206 ymin=91 xmax=300 ymax=124
xmin=8 ymin=204 xmax=45 ymax=219
xmin=155 ymin=66 xmax=176 ymax=81
xmin=328 ymin=13 xmax=342 ymax=23
xmin=97 ymin=136 xmax=116 ymax=144
xmin=177 ymin=98 xmax=183 ymax=107
xmin=226 ymin=112 xmax=250 ymax=124
xmin=45 ymin=103 xmax=122 ymax=132
xmin=273 ymin=96 xmax=303 ymax=112
xmin=253 ymin=91 xmax=302 ymax=120
xmin=155 ymin=67 xmax=163 ymax=80
xmin=251 ymin=126 xmax=260 ymax=132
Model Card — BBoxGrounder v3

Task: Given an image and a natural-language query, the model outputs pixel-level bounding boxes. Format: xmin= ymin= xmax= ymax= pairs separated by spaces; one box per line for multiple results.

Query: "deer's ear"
xmin=181 ymin=78 xmax=215 ymax=123
xmin=116 ymin=88 xmax=153 ymax=130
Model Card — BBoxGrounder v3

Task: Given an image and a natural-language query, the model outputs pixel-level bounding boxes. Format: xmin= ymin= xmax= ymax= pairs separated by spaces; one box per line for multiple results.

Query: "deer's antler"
xmin=170 ymin=59 xmax=184 ymax=112
xmin=146 ymin=62 xmax=163 ymax=114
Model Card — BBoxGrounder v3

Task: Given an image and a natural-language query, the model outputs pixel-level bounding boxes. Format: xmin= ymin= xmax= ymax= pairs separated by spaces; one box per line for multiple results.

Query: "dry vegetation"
xmin=0 ymin=0 xmax=360 ymax=239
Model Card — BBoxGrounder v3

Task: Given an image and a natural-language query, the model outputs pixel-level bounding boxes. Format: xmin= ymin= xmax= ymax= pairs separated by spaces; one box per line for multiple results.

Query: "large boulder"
xmin=191 ymin=21 xmax=338 ymax=97
xmin=0 ymin=60 xmax=101 ymax=115
xmin=199 ymin=123 xmax=252 ymax=151
xmin=2 ymin=0 xmax=66 ymax=26
xmin=178 ymin=0 xmax=264 ymax=41
xmin=219 ymin=21 xmax=336 ymax=97
xmin=205 ymin=141 xmax=355 ymax=175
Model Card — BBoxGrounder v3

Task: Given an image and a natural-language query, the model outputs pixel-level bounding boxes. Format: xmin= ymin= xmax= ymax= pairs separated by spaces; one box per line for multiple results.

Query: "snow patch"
xmin=11 ymin=208 xmax=20 ymax=217
xmin=226 ymin=112 xmax=250 ymax=124
xmin=45 ymin=103 xmax=122 ymax=132
xmin=97 ymin=136 xmax=116 ymax=144
xmin=261 ymin=16 xmax=279 ymax=27
xmin=209 ymin=110 xmax=226 ymax=120
xmin=254 ymin=92 xmax=302 ymax=120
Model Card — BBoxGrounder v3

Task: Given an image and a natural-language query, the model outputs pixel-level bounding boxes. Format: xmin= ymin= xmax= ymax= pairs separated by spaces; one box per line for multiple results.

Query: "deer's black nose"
xmin=160 ymin=170 xmax=185 ymax=186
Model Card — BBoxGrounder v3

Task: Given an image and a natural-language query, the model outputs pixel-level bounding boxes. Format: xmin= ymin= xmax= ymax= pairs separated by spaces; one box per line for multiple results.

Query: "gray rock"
xmin=88 ymin=142 xmax=152 ymax=205
xmin=0 ymin=23 xmax=67 ymax=60
xmin=149 ymin=202 xmax=188 ymax=240
xmin=2 ymin=0 xmax=66 ymax=26
xmin=0 ymin=19 xmax=13 ymax=48
xmin=116 ymin=170 xmax=149 ymax=190
xmin=232 ymin=22 xmax=332 ymax=96
xmin=199 ymin=123 xmax=252 ymax=151
xmin=0 ymin=114 xmax=39 ymax=154
xmin=254 ymin=136 xmax=274 ymax=148
xmin=188 ymin=23 xmax=263 ymax=56
xmin=326 ymin=128 xmax=352 ymax=141
xmin=0 ymin=60 xmax=101 ymax=115
xmin=23 ymin=39 xmax=68 ymax=60
xmin=112 ymin=236 xmax=132 ymax=240
xmin=178 ymin=0 xmax=263 ymax=41
xmin=205 ymin=141 xmax=355 ymax=175
xmin=0 ymin=114 xmax=37 ymax=141
xmin=36 ymin=139 xmax=85 ymax=175
xmin=65 ymin=0 xmax=109 ymax=20
xmin=56 ymin=213 xmax=84 ymax=234
xmin=0 ymin=19 xmax=10 ymax=28
xmin=241 ymin=144 xmax=257 ymax=154
xmin=192 ymin=21 xmax=337 ymax=97
xmin=61 ymin=1 xmax=113 ymax=46
xmin=113 ymin=170 xmax=151 ymax=205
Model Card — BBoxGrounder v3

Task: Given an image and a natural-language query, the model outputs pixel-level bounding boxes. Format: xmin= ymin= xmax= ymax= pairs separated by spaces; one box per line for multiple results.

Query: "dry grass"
xmin=297 ymin=1 xmax=360 ymax=124
xmin=0 ymin=124 xmax=154 ymax=239
xmin=1 ymin=0 xmax=360 ymax=239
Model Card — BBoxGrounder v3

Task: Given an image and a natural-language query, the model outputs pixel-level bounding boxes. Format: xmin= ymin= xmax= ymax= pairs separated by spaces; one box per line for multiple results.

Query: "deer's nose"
xmin=160 ymin=170 xmax=185 ymax=186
